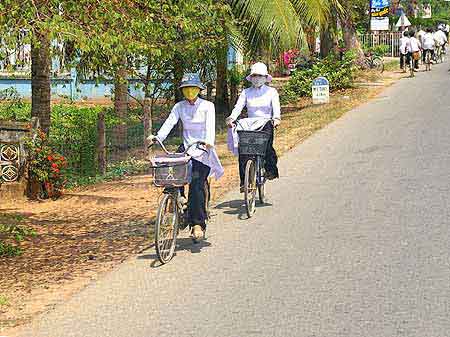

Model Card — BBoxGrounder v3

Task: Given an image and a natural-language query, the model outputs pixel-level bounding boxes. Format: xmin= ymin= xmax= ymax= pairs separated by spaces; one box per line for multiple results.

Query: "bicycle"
xmin=149 ymin=139 xmax=210 ymax=264
xmin=236 ymin=120 xmax=272 ymax=218
xmin=424 ymin=49 xmax=432 ymax=71
xmin=406 ymin=53 xmax=415 ymax=78
xmin=436 ymin=45 xmax=444 ymax=63
xmin=363 ymin=52 xmax=384 ymax=73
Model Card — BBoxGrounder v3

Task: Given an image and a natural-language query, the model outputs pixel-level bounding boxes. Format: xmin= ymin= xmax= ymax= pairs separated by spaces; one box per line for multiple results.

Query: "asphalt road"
xmin=15 ymin=63 xmax=450 ymax=337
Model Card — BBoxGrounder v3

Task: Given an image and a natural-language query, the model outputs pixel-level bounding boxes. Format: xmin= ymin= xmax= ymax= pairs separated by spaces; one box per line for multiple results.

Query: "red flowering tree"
xmin=25 ymin=130 xmax=67 ymax=199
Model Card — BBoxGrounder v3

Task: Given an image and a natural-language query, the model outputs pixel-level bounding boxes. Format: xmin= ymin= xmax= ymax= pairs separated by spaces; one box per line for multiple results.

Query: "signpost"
xmin=312 ymin=77 xmax=330 ymax=105
xmin=370 ymin=0 xmax=390 ymax=31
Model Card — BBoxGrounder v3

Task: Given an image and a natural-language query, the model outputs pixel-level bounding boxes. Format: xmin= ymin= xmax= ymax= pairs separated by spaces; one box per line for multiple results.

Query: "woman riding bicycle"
xmin=149 ymin=73 xmax=223 ymax=241
xmin=422 ymin=28 xmax=436 ymax=65
xmin=226 ymin=62 xmax=281 ymax=192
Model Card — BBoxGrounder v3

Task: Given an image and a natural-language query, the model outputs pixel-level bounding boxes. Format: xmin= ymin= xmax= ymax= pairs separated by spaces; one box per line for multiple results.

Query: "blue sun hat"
xmin=179 ymin=73 xmax=206 ymax=90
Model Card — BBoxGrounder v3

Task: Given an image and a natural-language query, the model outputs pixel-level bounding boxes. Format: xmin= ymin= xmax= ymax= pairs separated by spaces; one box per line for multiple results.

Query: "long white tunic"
xmin=228 ymin=85 xmax=281 ymax=121
xmin=410 ymin=37 xmax=421 ymax=52
xmin=156 ymin=98 xmax=224 ymax=179
xmin=423 ymin=33 xmax=435 ymax=50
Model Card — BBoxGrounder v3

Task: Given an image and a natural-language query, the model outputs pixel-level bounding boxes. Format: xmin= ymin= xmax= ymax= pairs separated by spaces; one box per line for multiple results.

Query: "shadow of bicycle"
xmin=214 ymin=199 xmax=273 ymax=220
xmin=137 ymin=236 xmax=212 ymax=268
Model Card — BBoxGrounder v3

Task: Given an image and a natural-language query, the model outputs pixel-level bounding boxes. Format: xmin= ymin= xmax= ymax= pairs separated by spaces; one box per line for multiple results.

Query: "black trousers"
xmin=400 ymin=53 xmax=407 ymax=69
xmin=423 ymin=49 xmax=435 ymax=62
xmin=238 ymin=123 xmax=279 ymax=186
xmin=178 ymin=146 xmax=210 ymax=229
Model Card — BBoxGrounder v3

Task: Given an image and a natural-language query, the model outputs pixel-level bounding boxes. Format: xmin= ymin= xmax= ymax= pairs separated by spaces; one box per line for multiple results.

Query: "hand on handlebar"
xmin=226 ymin=117 xmax=236 ymax=128
xmin=147 ymin=135 xmax=158 ymax=144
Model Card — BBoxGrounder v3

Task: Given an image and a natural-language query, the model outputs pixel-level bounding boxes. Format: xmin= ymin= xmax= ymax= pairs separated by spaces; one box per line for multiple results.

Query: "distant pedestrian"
xmin=409 ymin=31 xmax=421 ymax=70
xmin=399 ymin=31 xmax=411 ymax=71
xmin=422 ymin=28 xmax=435 ymax=64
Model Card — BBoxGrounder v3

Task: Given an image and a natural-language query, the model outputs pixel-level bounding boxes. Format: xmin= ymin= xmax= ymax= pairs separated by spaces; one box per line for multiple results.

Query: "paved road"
xmin=15 ymin=64 xmax=450 ymax=337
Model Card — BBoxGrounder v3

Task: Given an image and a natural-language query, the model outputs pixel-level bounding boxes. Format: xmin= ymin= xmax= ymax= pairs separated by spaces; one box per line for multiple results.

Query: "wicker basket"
xmin=151 ymin=154 xmax=192 ymax=187
xmin=237 ymin=130 xmax=271 ymax=156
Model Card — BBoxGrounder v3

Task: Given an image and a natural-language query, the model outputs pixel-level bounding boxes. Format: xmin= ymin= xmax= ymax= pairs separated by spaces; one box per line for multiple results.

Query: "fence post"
xmin=97 ymin=109 xmax=106 ymax=175
xmin=143 ymin=97 xmax=152 ymax=152
xmin=391 ymin=33 xmax=394 ymax=57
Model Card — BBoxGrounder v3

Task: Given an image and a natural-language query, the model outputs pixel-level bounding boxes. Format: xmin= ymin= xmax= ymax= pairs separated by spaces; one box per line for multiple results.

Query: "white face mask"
xmin=250 ymin=76 xmax=266 ymax=88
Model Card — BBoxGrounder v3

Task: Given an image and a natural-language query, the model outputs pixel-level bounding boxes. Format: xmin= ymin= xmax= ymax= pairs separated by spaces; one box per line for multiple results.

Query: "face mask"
xmin=250 ymin=76 xmax=266 ymax=88
xmin=182 ymin=87 xmax=200 ymax=101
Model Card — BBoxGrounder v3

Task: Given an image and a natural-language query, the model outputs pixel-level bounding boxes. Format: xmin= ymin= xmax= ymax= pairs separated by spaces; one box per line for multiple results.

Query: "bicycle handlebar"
xmin=148 ymin=137 xmax=208 ymax=156
xmin=232 ymin=118 xmax=276 ymax=131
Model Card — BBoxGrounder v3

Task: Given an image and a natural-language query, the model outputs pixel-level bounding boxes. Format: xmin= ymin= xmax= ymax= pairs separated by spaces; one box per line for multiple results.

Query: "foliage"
xmin=0 ymin=214 xmax=36 ymax=257
xmin=228 ymin=64 xmax=247 ymax=86
xmin=0 ymin=295 xmax=8 ymax=306
xmin=230 ymin=0 xmax=338 ymax=55
xmin=25 ymin=129 xmax=68 ymax=198
xmin=67 ymin=157 xmax=150 ymax=188
xmin=363 ymin=44 xmax=390 ymax=57
xmin=281 ymin=51 xmax=356 ymax=103
xmin=0 ymin=88 xmax=28 ymax=121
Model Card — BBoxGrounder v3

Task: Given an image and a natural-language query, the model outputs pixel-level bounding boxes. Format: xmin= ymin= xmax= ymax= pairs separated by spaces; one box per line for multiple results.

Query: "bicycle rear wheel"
xmin=204 ymin=180 xmax=211 ymax=221
xmin=155 ymin=193 xmax=178 ymax=264
xmin=257 ymin=159 xmax=266 ymax=204
xmin=244 ymin=159 xmax=257 ymax=218
xmin=372 ymin=57 xmax=384 ymax=73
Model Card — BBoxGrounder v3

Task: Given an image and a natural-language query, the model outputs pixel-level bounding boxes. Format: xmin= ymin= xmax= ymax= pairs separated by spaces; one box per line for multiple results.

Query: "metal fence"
xmin=359 ymin=32 xmax=403 ymax=57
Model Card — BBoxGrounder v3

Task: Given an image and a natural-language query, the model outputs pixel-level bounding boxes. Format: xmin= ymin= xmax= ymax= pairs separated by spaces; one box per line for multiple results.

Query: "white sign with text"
xmin=312 ymin=77 xmax=330 ymax=104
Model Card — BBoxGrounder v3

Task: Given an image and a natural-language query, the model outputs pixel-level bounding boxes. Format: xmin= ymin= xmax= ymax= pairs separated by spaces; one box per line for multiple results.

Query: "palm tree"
xmin=213 ymin=0 xmax=340 ymax=114
xmin=229 ymin=0 xmax=338 ymax=56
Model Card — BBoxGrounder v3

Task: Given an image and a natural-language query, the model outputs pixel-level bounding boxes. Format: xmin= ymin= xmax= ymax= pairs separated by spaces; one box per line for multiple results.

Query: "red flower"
xmin=47 ymin=155 xmax=53 ymax=161
xmin=51 ymin=163 xmax=58 ymax=169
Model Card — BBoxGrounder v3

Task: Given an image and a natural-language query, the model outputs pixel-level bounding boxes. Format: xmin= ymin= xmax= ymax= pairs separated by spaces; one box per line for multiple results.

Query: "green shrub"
xmin=281 ymin=51 xmax=356 ymax=103
xmin=0 ymin=214 xmax=36 ymax=257
xmin=364 ymin=44 xmax=389 ymax=57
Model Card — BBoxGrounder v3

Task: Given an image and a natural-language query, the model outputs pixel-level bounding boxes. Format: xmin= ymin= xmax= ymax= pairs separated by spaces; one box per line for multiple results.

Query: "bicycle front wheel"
xmin=244 ymin=159 xmax=257 ymax=218
xmin=257 ymin=161 xmax=266 ymax=204
xmin=372 ymin=57 xmax=384 ymax=73
xmin=155 ymin=193 xmax=178 ymax=264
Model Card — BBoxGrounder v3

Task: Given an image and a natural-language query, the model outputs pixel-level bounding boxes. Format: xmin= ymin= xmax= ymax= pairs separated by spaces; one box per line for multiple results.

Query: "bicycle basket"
xmin=151 ymin=153 xmax=192 ymax=187
xmin=237 ymin=130 xmax=271 ymax=156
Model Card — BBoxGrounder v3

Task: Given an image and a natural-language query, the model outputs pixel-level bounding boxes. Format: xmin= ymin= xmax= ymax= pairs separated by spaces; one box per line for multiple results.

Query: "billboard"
xmin=370 ymin=0 xmax=390 ymax=31
xmin=422 ymin=4 xmax=432 ymax=18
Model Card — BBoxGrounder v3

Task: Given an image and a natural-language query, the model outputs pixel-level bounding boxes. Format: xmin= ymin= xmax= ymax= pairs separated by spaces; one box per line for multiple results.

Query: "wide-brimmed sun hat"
xmin=179 ymin=73 xmax=206 ymax=90
xmin=246 ymin=62 xmax=273 ymax=82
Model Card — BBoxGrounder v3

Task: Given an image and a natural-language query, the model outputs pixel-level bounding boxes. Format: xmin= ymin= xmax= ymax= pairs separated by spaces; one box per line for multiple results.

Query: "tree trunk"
xmin=215 ymin=44 xmax=229 ymax=120
xmin=206 ymin=82 xmax=213 ymax=101
xmin=143 ymin=97 xmax=152 ymax=151
xmin=320 ymin=28 xmax=334 ymax=58
xmin=31 ymin=30 xmax=51 ymax=134
xmin=305 ymin=26 xmax=317 ymax=57
xmin=143 ymin=64 xmax=153 ymax=151
xmin=340 ymin=15 xmax=365 ymax=62
xmin=97 ymin=109 xmax=106 ymax=175
xmin=173 ymin=55 xmax=184 ymax=103
xmin=113 ymin=65 xmax=128 ymax=160
xmin=229 ymin=83 xmax=238 ymax=111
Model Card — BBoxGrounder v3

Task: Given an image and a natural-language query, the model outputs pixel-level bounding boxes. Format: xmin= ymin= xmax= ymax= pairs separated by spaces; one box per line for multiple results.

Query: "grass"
xmin=384 ymin=59 xmax=400 ymax=72
xmin=0 ymin=295 xmax=9 ymax=307
xmin=0 ymin=214 xmax=36 ymax=257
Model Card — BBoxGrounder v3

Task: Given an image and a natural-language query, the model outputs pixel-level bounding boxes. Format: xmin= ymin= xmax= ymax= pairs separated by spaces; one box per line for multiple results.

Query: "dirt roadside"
xmin=0 ymin=68 xmax=406 ymax=333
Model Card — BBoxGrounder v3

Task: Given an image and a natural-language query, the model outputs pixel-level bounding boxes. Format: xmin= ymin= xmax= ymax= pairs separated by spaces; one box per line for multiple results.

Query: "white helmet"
xmin=246 ymin=62 xmax=273 ymax=82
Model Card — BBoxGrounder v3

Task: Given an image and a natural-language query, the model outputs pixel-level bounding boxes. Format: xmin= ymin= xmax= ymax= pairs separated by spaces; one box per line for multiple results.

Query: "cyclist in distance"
xmin=434 ymin=26 xmax=448 ymax=54
xmin=422 ymin=28 xmax=435 ymax=64
xmin=148 ymin=73 xmax=224 ymax=241
xmin=226 ymin=62 xmax=281 ymax=192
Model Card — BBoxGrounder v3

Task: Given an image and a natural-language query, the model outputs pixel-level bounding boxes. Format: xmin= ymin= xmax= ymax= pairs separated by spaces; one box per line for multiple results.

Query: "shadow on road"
xmin=215 ymin=199 xmax=272 ymax=220
xmin=137 ymin=237 xmax=212 ymax=268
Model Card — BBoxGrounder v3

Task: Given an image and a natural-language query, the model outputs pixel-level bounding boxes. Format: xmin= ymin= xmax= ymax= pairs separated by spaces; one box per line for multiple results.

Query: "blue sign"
xmin=312 ymin=77 xmax=329 ymax=86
